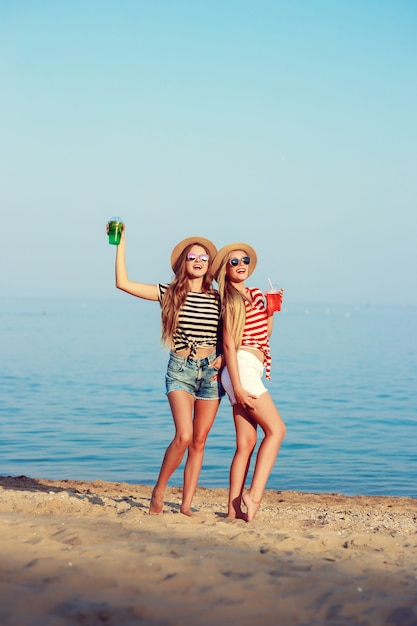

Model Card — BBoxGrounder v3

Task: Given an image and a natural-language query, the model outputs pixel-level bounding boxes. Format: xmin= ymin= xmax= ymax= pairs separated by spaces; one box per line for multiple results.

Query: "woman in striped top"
xmin=212 ymin=243 xmax=286 ymax=521
xmin=113 ymin=227 xmax=224 ymax=516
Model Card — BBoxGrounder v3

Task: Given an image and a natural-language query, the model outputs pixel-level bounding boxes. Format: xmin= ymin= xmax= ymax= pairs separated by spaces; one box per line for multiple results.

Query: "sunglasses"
xmin=186 ymin=252 xmax=209 ymax=262
xmin=229 ymin=256 xmax=251 ymax=267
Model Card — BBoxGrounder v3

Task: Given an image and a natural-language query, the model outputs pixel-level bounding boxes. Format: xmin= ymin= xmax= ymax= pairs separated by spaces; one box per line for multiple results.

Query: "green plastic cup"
xmin=107 ymin=217 xmax=124 ymax=245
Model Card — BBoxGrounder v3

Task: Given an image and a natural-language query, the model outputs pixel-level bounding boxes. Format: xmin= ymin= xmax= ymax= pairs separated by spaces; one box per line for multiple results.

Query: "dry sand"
xmin=0 ymin=475 xmax=416 ymax=626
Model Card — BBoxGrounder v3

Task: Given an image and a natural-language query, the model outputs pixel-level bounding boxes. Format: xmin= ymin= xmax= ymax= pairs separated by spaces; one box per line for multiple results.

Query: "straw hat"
xmin=170 ymin=237 xmax=218 ymax=271
xmin=211 ymin=242 xmax=258 ymax=280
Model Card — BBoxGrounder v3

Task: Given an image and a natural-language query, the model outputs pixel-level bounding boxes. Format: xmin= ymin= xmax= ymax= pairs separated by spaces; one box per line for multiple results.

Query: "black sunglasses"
xmin=229 ymin=256 xmax=251 ymax=267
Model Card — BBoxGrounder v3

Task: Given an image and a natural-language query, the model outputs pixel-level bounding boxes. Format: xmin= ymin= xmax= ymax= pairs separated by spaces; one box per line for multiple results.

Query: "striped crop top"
xmin=158 ymin=284 xmax=222 ymax=358
xmin=241 ymin=287 xmax=272 ymax=379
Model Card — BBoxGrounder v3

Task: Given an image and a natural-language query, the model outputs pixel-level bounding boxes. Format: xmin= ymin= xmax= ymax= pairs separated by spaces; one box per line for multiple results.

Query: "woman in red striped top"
xmin=212 ymin=243 xmax=286 ymax=521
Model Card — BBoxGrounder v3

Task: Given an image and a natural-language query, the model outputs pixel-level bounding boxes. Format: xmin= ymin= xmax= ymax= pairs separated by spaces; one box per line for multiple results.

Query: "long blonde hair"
xmin=216 ymin=256 xmax=251 ymax=348
xmin=161 ymin=243 xmax=217 ymax=347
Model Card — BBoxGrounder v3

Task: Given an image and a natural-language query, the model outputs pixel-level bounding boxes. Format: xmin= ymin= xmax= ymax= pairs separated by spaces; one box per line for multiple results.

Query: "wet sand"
xmin=0 ymin=475 xmax=416 ymax=625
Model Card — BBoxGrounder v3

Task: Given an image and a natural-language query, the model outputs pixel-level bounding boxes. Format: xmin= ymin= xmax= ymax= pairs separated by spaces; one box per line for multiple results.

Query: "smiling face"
xmin=185 ymin=244 xmax=210 ymax=278
xmin=225 ymin=249 xmax=251 ymax=285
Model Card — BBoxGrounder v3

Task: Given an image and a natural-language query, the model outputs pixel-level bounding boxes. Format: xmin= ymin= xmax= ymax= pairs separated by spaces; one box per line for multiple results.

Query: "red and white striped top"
xmin=241 ymin=287 xmax=272 ymax=379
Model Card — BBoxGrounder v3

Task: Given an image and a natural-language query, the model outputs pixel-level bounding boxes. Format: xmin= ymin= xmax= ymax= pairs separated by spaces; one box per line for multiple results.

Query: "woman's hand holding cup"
xmin=265 ymin=283 xmax=283 ymax=315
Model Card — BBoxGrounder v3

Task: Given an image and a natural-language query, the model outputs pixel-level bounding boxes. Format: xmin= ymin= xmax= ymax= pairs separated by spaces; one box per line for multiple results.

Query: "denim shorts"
xmin=166 ymin=350 xmax=225 ymax=400
xmin=221 ymin=350 xmax=267 ymax=406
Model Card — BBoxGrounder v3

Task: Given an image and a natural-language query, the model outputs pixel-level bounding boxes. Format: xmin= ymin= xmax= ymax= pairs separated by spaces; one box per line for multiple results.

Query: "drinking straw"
xmin=268 ymin=277 xmax=274 ymax=290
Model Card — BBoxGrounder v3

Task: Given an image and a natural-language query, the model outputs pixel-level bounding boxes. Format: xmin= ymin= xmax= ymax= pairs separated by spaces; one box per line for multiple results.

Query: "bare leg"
xmin=180 ymin=398 xmax=220 ymax=516
xmin=228 ymin=406 xmax=257 ymax=519
xmin=242 ymin=392 xmax=286 ymax=521
xmin=149 ymin=390 xmax=194 ymax=514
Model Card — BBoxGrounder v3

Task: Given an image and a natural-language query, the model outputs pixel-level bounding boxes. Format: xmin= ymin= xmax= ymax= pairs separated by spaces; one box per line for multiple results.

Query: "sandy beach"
xmin=0 ymin=475 xmax=416 ymax=626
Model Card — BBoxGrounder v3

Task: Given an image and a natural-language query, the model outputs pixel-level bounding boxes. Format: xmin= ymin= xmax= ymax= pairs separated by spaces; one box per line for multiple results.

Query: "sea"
xmin=1 ymin=296 xmax=416 ymax=499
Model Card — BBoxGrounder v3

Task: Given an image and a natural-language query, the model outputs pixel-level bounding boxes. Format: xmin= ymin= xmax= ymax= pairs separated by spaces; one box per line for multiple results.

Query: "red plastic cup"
xmin=266 ymin=290 xmax=282 ymax=315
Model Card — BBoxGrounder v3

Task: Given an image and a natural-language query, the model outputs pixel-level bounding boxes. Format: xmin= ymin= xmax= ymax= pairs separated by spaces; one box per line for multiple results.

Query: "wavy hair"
xmin=216 ymin=255 xmax=251 ymax=348
xmin=161 ymin=243 xmax=217 ymax=347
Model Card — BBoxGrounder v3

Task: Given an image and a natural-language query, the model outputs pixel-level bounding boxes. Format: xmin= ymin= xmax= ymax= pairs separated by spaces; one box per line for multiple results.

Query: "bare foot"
xmin=227 ymin=510 xmax=248 ymax=521
xmin=180 ymin=507 xmax=195 ymax=517
xmin=227 ymin=497 xmax=248 ymax=521
xmin=242 ymin=492 xmax=261 ymax=522
xmin=149 ymin=489 xmax=163 ymax=515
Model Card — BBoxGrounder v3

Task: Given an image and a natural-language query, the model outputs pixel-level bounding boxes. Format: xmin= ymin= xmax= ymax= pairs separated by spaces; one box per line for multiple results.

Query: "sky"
xmin=1 ymin=0 xmax=416 ymax=305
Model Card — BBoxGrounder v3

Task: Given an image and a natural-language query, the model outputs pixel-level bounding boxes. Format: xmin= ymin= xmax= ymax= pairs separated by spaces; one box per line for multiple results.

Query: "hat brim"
xmin=170 ymin=237 xmax=218 ymax=271
xmin=211 ymin=243 xmax=258 ymax=280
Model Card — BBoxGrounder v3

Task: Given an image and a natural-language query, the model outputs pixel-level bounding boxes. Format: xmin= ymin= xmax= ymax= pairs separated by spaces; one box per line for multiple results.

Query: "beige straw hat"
xmin=170 ymin=237 xmax=218 ymax=271
xmin=211 ymin=242 xmax=258 ymax=280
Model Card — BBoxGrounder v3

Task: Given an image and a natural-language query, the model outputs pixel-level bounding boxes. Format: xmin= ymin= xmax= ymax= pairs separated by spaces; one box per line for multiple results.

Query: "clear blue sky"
xmin=1 ymin=0 xmax=416 ymax=305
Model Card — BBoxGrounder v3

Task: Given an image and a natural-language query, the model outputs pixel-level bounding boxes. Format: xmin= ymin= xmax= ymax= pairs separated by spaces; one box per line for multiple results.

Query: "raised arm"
xmin=115 ymin=228 xmax=159 ymax=301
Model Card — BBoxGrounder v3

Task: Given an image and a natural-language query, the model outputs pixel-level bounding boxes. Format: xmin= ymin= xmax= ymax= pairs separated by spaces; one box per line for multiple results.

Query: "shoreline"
xmin=1 ymin=475 xmax=416 ymax=625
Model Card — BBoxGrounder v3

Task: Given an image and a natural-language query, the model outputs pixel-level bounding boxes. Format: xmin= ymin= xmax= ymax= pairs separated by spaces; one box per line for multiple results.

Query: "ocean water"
xmin=1 ymin=297 xmax=416 ymax=498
